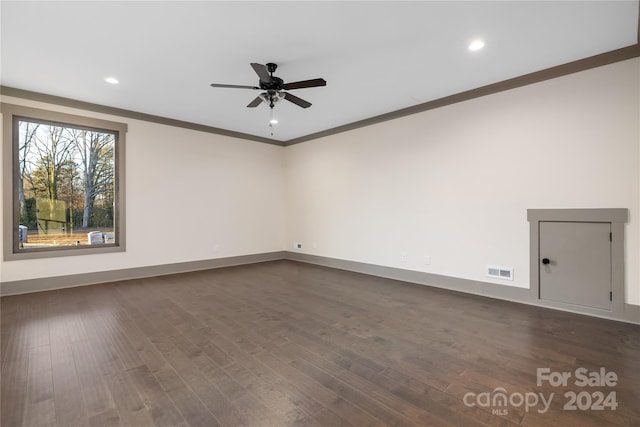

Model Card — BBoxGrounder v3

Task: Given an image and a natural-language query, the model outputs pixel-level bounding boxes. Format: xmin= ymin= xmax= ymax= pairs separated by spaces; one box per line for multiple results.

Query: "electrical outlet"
xmin=401 ymin=252 xmax=407 ymax=263
xmin=213 ymin=244 xmax=220 ymax=253
xmin=293 ymin=242 xmax=302 ymax=250
xmin=424 ymin=255 xmax=431 ymax=265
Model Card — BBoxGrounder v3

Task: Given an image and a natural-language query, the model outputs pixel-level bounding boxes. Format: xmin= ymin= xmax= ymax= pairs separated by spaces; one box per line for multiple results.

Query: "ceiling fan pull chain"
xmin=269 ymin=108 xmax=276 ymax=137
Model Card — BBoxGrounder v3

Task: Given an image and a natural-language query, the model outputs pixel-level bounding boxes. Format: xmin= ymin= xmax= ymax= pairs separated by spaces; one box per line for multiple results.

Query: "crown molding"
xmin=3 ymin=43 xmax=639 ymax=147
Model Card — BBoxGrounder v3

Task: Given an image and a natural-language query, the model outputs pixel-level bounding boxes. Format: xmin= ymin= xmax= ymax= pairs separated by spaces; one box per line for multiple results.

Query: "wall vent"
xmin=487 ymin=265 xmax=514 ymax=280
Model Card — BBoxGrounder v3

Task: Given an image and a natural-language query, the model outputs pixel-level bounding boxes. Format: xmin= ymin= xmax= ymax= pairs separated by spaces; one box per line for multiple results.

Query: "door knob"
xmin=542 ymin=258 xmax=551 ymax=265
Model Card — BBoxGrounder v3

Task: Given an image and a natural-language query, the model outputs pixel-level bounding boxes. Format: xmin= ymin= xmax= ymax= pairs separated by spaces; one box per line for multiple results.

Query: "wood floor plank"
xmin=153 ymin=363 xmax=227 ymax=427
xmin=293 ymin=407 xmax=355 ymax=427
xmin=23 ymin=344 xmax=55 ymax=427
xmin=258 ymin=350 xmax=387 ymax=427
xmin=104 ymin=368 xmax=156 ymax=427
xmin=288 ymin=355 xmax=419 ymax=427
xmin=126 ymin=365 xmax=189 ymax=427
xmin=1 ymin=328 xmax=29 ymax=427
xmin=2 ymin=260 xmax=640 ymax=426
xmin=88 ymin=409 xmax=123 ymax=427
xmin=70 ymin=338 xmax=119 ymax=419
xmin=1 ymin=294 xmax=46 ymax=427
xmin=116 ymin=287 xmax=267 ymax=427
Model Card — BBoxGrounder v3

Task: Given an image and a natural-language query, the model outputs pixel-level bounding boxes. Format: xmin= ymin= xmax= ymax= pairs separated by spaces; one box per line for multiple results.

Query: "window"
xmin=2 ymin=103 xmax=126 ymax=259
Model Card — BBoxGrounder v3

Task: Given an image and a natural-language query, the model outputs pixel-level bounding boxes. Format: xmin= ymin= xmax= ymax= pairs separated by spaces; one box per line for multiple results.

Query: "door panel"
xmin=539 ymin=221 xmax=611 ymax=310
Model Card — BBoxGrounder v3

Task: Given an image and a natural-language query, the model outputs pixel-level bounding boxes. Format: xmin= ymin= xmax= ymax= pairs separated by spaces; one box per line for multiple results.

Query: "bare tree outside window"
xmin=17 ymin=119 xmax=117 ymax=249
xmin=17 ymin=121 xmax=39 ymax=223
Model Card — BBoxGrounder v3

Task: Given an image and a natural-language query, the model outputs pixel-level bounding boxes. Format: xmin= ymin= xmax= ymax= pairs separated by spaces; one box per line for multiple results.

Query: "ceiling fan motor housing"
xmin=260 ymin=76 xmax=284 ymax=90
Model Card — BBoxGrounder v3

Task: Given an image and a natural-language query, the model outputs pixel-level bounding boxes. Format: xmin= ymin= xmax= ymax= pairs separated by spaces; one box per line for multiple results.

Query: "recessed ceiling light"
xmin=104 ymin=77 xmax=119 ymax=84
xmin=468 ymin=39 xmax=485 ymax=51
xmin=269 ymin=118 xmax=278 ymax=125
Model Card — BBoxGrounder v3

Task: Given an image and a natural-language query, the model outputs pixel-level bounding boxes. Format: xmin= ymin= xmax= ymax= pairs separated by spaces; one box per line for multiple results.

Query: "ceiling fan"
xmin=210 ymin=62 xmax=326 ymax=109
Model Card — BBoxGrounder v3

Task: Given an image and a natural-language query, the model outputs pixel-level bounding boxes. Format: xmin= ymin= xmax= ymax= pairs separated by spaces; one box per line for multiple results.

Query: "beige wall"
xmin=285 ymin=58 xmax=640 ymax=305
xmin=0 ymin=96 xmax=286 ymax=283
xmin=2 ymin=58 xmax=639 ymax=306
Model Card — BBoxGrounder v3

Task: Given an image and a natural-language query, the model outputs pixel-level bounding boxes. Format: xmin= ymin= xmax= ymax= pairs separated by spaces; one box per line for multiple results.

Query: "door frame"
xmin=527 ymin=208 xmax=628 ymax=317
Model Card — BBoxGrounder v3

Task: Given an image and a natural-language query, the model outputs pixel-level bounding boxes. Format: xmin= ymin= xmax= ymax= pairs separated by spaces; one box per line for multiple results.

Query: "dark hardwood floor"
xmin=1 ymin=260 xmax=639 ymax=426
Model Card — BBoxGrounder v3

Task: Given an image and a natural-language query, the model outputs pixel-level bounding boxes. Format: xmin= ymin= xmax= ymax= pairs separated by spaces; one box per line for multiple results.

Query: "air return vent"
xmin=487 ymin=265 xmax=513 ymax=280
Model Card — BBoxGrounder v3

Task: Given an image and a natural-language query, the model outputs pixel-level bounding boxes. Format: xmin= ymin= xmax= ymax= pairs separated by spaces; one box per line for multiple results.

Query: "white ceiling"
xmin=1 ymin=1 xmax=638 ymax=142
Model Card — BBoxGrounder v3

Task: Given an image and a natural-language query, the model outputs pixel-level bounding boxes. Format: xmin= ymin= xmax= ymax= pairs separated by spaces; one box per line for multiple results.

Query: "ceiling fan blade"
xmin=246 ymin=96 xmax=263 ymax=108
xmin=210 ymin=83 xmax=259 ymax=90
xmin=250 ymin=63 xmax=272 ymax=83
xmin=284 ymin=92 xmax=312 ymax=109
xmin=283 ymin=78 xmax=327 ymax=90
